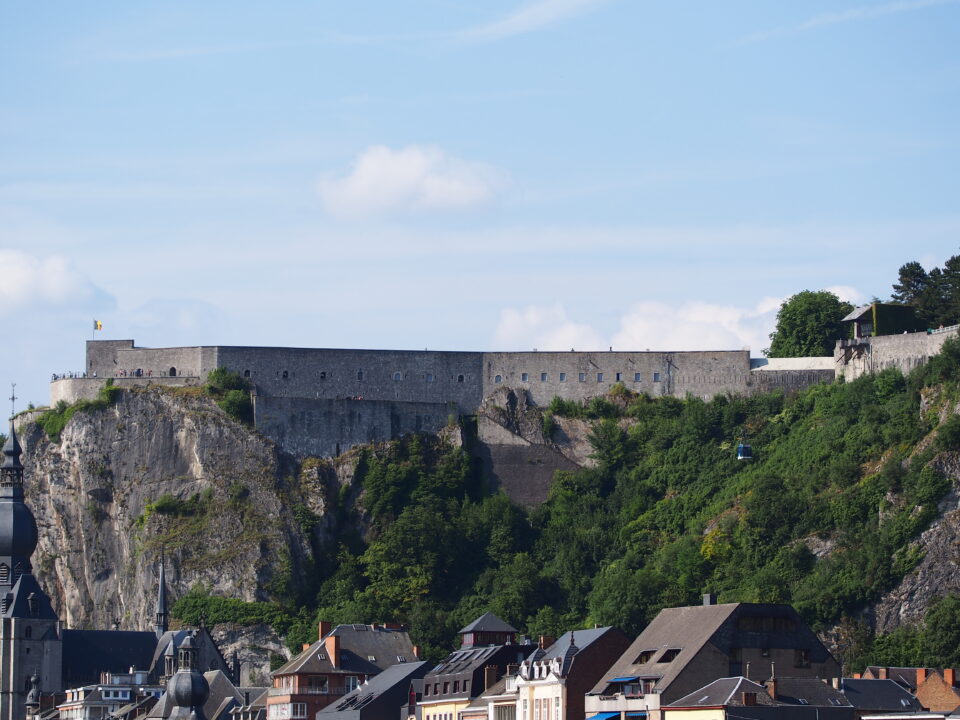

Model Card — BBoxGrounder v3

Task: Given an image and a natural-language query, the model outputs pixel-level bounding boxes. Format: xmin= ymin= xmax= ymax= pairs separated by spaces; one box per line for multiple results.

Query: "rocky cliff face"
xmin=20 ymin=387 xmax=326 ymax=632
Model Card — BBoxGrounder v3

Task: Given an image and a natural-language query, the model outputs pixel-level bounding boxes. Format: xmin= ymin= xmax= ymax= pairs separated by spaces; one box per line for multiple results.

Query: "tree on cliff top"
xmin=765 ymin=290 xmax=853 ymax=358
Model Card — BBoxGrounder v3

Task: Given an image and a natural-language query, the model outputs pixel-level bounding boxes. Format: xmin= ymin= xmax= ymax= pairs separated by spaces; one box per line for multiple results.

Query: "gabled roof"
xmin=841 ymin=678 xmax=922 ymax=711
xmin=843 ymin=305 xmax=873 ymax=322
xmin=458 ymin=613 xmax=517 ymax=635
xmin=590 ymin=603 xmax=739 ymax=696
xmin=3 ymin=573 xmax=57 ymax=620
xmin=668 ymin=677 xmax=777 ymax=707
xmin=773 ymin=678 xmax=850 ymax=707
xmin=273 ymin=625 xmax=415 ymax=676
xmin=863 ymin=667 xmax=927 ymax=691
xmin=519 ymin=627 xmax=616 ymax=679
xmin=590 ymin=603 xmax=834 ymax=698
xmin=318 ymin=661 xmax=429 ymax=719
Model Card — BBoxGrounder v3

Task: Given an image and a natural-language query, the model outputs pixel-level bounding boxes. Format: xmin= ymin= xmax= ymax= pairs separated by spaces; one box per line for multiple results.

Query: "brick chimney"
xmin=319 ymin=621 xmax=332 ymax=640
xmin=703 ymin=593 xmax=718 ymax=606
xmin=484 ymin=665 xmax=499 ymax=690
xmin=879 ymin=668 xmax=888 ymax=680
xmin=538 ymin=636 xmax=555 ymax=650
xmin=742 ymin=693 xmax=757 ymax=706
xmin=767 ymin=679 xmax=777 ymax=700
xmin=917 ymin=668 xmax=927 ymax=685
xmin=302 ymin=643 xmax=311 ymax=651
xmin=413 ymin=645 xmax=421 ymax=659
xmin=325 ymin=633 xmax=340 ymax=669
xmin=945 ymin=668 xmax=956 ymax=687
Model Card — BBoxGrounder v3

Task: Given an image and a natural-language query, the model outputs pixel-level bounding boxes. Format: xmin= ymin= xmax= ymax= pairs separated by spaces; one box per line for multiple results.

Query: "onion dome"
xmin=167 ymin=634 xmax=209 ymax=720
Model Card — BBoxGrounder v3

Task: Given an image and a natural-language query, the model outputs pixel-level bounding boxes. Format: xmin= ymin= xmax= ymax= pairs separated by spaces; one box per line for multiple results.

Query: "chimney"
xmin=879 ymin=668 xmax=888 ymax=680
xmin=742 ymin=693 xmax=757 ymax=706
xmin=302 ymin=643 xmax=311 ymax=651
xmin=538 ymin=636 xmax=555 ymax=650
xmin=703 ymin=593 xmax=718 ymax=606
xmin=767 ymin=679 xmax=777 ymax=701
xmin=325 ymin=633 xmax=340 ymax=669
xmin=413 ymin=645 xmax=421 ymax=659
xmin=745 ymin=662 xmax=750 ymax=679
xmin=945 ymin=668 xmax=956 ymax=687
xmin=319 ymin=621 xmax=332 ymax=640
xmin=831 ymin=678 xmax=840 ymax=690
xmin=484 ymin=665 xmax=499 ymax=690
xmin=853 ymin=673 xmax=861 ymax=679
xmin=917 ymin=668 xmax=927 ymax=685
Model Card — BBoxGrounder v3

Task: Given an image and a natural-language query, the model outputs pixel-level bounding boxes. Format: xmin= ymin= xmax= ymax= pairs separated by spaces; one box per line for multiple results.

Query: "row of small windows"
xmin=248 ymin=370 xmax=466 ymax=383
xmin=494 ymin=371 xmax=662 ymax=384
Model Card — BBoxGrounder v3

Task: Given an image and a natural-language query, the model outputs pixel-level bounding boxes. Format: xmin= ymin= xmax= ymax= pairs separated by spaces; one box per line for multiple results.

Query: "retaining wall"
xmin=835 ymin=328 xmax=959 ymax=381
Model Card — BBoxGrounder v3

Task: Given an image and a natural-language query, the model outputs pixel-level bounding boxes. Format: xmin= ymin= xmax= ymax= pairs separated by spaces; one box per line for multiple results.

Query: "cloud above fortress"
xmin=0 ymin=250 xmax=113 ymax=313
xmin=494 ymin=289 xmax=864 ymax=355
xmin=317 ymin=145 xmax=505 ymax=216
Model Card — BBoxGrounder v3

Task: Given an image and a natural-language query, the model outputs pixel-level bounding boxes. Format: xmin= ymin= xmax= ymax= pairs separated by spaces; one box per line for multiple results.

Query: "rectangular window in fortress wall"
xmin=597 ymin=373 xmax=604 ymax=382
xmin=521 ymin=373 xmax=529 ymax=382
xmin=579 ymin=372 xmax=586 ymax=382
xmin=540 ymin=372 xmax=548 ymax=381
xmin=616 ymin=372 xmax=622 ymax=381
xmin=654 ymin=372 xmax=661 ymax=382
xmin=634 ymin=372 xmax=641 ymax=381
xmin=559 ymin=372 xmax=566 ymax=382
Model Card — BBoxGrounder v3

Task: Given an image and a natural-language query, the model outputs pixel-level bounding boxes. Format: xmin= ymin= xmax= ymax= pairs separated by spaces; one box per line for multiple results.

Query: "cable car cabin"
xmin=737 ymin=443 xmax=753 ymax=461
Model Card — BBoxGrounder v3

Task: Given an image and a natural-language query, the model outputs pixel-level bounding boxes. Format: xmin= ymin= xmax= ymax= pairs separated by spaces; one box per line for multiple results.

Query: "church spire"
xmin=155 ymin=550 xmax=168 ymax=638
xmin=0 ymin=421 xmax=24 ymax=489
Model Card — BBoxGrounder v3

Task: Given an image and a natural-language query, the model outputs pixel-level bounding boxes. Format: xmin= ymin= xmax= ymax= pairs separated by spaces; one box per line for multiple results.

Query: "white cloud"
xmin=825 ymin=285 xmax=868 ymax=305
xmin=743 ymin=0 xmax=959 ymax=43
xmin=494 ymin=304 xmax=606 ymax=350
xmin=457 ymin=0 xmax=608 ymax=42
xmin=318 ymin=145 xmax=504 ymax=216
xmin=494 ymin=298 xmax=787 ymax=355
xmin=0 ymin=250 xmax=112 ymax=312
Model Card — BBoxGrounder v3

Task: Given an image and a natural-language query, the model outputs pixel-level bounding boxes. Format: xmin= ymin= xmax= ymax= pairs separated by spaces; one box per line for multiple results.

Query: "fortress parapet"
xmin=50 ymin=339 xmax=838 ymax=459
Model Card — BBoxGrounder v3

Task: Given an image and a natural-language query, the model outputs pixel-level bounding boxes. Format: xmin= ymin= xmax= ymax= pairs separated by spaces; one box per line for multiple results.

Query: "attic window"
xmin=397 ymin=655 xmax=406 ymax=662
xmin=635 ymin=650 xmax=656 ymax=664
xmin=316 ymin=653 xmax=326 ymax=661
xmin=367 ymin=655 xmax=376 ymax=662
xmin=658 ymin=648 xmax=680 ymax=663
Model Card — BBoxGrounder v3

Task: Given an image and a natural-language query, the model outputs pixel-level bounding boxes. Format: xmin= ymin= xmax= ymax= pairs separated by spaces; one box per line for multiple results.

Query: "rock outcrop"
xmin=20 ymin=388 xmax=325 ymax=632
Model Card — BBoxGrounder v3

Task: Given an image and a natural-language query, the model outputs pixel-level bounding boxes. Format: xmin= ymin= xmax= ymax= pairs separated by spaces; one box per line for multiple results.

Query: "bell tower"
xmin=0 ymin=417 xmax=62 ymax=720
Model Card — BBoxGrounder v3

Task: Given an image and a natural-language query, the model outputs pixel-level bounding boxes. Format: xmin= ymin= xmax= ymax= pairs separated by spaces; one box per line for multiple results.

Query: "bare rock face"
xmin=20 ymin=388 xmax=318 ymax=632
xmin=871 ymin=452 xmax=960 ymax=633
xmin=210 ymin=623 xmax=291 ymax=687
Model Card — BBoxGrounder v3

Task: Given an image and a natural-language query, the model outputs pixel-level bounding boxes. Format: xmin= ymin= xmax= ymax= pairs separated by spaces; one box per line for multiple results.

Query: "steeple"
xmin=168 ymin=634 xmax=209 ymax=720
xmin=155 ymin=550 xmax=168 ymax=638
xmin=0 ymin=421 xmax=24 ymax=489
xmin=0 ymin=419 xmax=38 ymax=590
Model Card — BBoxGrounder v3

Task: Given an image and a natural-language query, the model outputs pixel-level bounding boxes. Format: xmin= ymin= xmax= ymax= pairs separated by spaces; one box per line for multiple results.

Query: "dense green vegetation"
xmin=203 ymin=368 xmax=253 ymax=425
xmin=37 ymin=380 xmax=121 ymax=441
xmin=766 ymin=290 xmax=853 ymax=357
xmin=170 ymin=337 xmax=960 ymax=667
xmin=893 ymin=255 xmax=960 ymax=328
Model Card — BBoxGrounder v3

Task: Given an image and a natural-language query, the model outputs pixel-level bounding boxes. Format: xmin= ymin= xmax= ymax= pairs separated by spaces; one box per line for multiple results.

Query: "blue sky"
xmin=2 ymin=0 xmax=959 ymax=406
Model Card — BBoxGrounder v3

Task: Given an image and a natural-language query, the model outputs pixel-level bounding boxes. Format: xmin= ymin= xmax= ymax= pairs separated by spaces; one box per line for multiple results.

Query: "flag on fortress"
xmin=93 ymin=319 xmax=102 ymax=331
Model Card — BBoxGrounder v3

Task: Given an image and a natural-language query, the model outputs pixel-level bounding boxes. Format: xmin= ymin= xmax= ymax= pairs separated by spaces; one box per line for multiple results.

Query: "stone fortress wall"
xmin=835 ymin=326 xmax=960 ymax=381
xmin=51 ymin=339 xmax=840 ymax=459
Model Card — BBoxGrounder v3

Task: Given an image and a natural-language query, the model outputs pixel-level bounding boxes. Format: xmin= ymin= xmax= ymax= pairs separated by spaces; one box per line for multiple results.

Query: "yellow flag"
xmin=94 ymin=320 xmax=103 ymax=331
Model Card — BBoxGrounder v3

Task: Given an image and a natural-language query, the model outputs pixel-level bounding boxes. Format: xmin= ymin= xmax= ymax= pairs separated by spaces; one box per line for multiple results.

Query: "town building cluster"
xmin=4 ymin=411 xmax=960 ymax=720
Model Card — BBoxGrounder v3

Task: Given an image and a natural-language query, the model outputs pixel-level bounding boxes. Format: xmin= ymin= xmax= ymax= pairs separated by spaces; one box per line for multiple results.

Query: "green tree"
xmin=766 ymin=290 xmax=854 ymax=358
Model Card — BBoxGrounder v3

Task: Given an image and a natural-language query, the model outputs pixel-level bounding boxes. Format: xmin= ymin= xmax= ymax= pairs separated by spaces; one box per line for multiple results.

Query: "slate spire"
xmin=155 ymin=549 xmax=169 ymax=638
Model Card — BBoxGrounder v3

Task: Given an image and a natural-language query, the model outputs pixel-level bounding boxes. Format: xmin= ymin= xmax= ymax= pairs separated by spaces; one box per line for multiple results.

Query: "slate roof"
xmin=317 ymin=661 xmax=430 ymax=720
xmin=773 ymin=678 xmax=851 ymax=707
xmin=520 ymin=627 xmax=615 ymax=679
xmin=668 ymin=677 xmax=778 ymax=707
xmin=151 ymin=628 xmax=231 ymax=678
xmin=590 ymin=603 xmax=835 ymax=698
xmin=458 ymin=613 xmax=518 ymax=635
xmin=273 ymin=625 xmax=415 ymax=676
xmin=841 ymin=679 xmax=923 ymax=711
xmin=863 ymin=668 xmax=927 ymax=692
xmin=62 ymin=629 xmax=158 ymax=688
xmin=842 ymin=306 xmax=873 ymax=322
xmin=148 ymin=670 xmax=242 ymax=720
xmin=3 ymin=573 xmax=57 ymax=620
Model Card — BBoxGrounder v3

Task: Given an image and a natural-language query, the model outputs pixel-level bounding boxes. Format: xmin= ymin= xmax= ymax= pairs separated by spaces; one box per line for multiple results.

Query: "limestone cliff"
xmin=20 ymin=387 xmax=328 ymax=632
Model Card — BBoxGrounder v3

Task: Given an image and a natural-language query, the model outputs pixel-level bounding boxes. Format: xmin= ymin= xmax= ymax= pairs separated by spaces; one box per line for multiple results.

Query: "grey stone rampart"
xmin=750 ymin=369 xmax=836 ymax=393
xmin=481 ymin=350 xmax=753 ymax=403
xmin=217 ymin=346 xmax=483 ymax=412
xmin=50 ymin=377 xmax=204 ymax=405
xmin=253 ymin=396 xmax=456 ymax=457
xmin=74 ymin=341 xmax=838 ymax=460
xmin=835 ymin=327 xmax=960 ymax=381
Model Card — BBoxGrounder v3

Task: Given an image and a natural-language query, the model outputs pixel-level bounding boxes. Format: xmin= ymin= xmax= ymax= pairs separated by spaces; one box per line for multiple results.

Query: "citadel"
xmin=49 ymin=315 xmax=957 ymax=461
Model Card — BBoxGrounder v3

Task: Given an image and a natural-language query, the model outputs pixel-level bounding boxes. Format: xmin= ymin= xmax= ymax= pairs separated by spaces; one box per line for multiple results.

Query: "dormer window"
xmin=658 ymin=648 xmax=681 ymax=663
xmin=635 ymin=650 xmax=656 ymax=664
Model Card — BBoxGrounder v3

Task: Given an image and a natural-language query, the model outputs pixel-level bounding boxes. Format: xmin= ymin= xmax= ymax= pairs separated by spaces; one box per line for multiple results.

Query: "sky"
xmin=2 ymin=0 xmax=959 ymax=406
